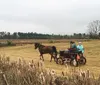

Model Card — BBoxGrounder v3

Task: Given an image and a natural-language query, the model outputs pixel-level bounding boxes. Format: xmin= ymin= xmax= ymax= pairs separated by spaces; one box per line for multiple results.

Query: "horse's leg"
xmin=40 ymin=53 xmax=44 ymax=61
xmin=41 ymin=54 xmax=44 ymax=61
xmin=54 ymin=53 xmax=57 ymax=62
xmin=40 ymin=54 xmax=42 ymax=60
xmin=40 ymin=53 xmax=43 ymax=60
xmin=50 ymin=54 xmax=53 ymax=62
xmin=40 ymin=52 xmax=44 ymax=61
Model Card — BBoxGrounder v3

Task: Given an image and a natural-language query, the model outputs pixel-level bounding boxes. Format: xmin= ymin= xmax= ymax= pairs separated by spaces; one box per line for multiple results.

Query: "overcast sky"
xmin=0 ymin=0 xmax=100 ymax=34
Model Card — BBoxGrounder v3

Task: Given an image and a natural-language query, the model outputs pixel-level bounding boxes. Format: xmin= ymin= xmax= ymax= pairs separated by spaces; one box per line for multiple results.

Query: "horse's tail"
xmin=52 ymin=46 xmax=57 ymax=55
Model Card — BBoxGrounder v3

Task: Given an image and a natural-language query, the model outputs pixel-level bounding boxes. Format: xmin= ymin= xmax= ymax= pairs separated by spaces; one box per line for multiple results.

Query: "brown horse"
xmin=34 ymin=43 xmax=57 ymax=62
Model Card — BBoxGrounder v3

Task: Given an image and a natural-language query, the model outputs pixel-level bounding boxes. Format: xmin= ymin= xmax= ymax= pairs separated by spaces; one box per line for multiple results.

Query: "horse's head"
xmin=34 ymin=43 xmax=40 ymax=49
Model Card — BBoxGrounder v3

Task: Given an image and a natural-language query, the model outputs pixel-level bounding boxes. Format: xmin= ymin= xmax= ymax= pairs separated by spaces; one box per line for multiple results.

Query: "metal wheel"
xmin=79 ymin=56 xmax=86 ymax=65
xmin=57 ymin=58 xmax=64 ymax=65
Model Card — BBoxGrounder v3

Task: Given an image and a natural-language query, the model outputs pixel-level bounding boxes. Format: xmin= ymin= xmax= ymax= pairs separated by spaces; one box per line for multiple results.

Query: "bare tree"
xmin=88 ymin=20 xmax=100 ymax=36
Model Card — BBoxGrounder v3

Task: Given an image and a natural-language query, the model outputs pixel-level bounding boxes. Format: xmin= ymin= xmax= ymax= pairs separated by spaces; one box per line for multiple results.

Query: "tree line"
xmin=0 ymin=20 xmax=100 ymax=39
xmin=0 ymin=32 xmax=89 ymax=39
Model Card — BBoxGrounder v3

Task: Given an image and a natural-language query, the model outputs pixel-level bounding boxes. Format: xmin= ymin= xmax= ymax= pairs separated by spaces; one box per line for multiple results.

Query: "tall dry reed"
xmin=0 ymin=56 xmax=100 ymax=85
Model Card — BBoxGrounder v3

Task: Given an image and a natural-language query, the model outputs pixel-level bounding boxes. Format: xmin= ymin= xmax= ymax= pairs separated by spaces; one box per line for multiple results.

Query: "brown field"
xmin=0 ymin=39 xmax=90 ymax=44
xmin=0 ymin=39 xmax=100 ymax=76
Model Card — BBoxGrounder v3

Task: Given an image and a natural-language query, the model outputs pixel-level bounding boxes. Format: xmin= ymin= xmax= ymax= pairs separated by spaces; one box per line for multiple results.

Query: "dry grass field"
xmin=0 ymin=39 xmax=100 ymax=76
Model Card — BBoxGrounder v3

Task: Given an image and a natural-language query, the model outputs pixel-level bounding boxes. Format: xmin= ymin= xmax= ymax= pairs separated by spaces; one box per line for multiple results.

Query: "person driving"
xmin=69 ymin=41 xmax=77 ymax=53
